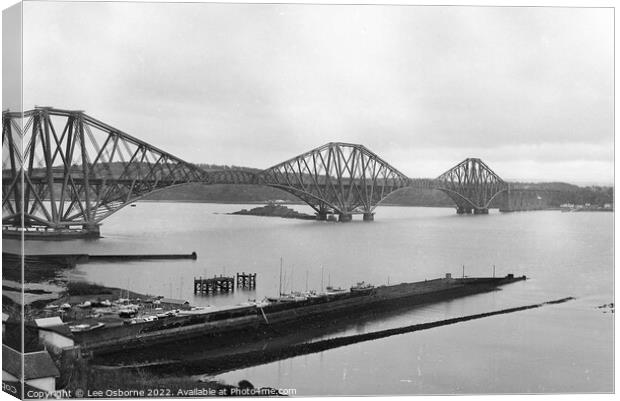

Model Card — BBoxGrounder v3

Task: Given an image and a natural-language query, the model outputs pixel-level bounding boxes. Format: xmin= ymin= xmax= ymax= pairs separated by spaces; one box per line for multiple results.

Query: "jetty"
xmin=3 ymin=251 xmax=198 ymax=269
xmin=194 ymin=276 xmax=236 ymax=294
xmin=236 ymin=272 xmax=256 ymax=289
xmin=194 ymin=273 xmax=257 ymax=294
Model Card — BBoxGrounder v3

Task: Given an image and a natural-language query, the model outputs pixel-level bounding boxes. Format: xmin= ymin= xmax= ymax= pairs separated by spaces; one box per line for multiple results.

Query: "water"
xmin=16 ymin=203 xmax=614 ymax=394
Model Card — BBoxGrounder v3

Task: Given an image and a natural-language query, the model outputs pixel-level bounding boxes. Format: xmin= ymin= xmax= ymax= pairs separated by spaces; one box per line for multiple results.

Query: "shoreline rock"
xmin=230 ymin=204 xmax=316 ymax=220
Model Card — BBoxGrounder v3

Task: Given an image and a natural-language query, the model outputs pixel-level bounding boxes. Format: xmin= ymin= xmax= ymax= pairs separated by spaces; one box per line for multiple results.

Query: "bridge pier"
xmin=316 ymin=211 xmax=328 ymax=221
xmin=85 ymin=224 xmax=101 ymax=237
xmin=456 ymin=207 xmax=473 ymax=215
xmin=363 ymin=213 xmax=374 ymax=222
xmin=338 ymin=213 xmax=352 ymax=222
xmin=473 ymin=208 xmax=489 ymax=215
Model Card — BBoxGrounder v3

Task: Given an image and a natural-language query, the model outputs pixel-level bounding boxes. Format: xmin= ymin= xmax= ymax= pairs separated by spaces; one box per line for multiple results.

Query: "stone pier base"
xmin=473 ymin=208 xmax=489 ymax=215
xmin=85 ymin=224 xmax=101 ymax=236
xmin=456 ymin=207 xmax=473 ymax=214
xmin=362 ymin=213 xmax=374 ymax=221
xmin=338 ymin=213 xmax=352 ymax=222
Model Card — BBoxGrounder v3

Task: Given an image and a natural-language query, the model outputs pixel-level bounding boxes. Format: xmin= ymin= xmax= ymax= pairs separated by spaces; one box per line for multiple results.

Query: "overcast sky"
xmin=11 ymin=2 xmax=614 ymax=184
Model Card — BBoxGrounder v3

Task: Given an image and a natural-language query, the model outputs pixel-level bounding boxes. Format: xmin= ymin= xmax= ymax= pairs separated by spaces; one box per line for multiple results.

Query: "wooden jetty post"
xmin=194 ymin=275 xmax=236 ymax=294
xmin=236 ymin=272 xmax=257 ymax=289
xmin=194 ymin=272 xmax=256 ymax=294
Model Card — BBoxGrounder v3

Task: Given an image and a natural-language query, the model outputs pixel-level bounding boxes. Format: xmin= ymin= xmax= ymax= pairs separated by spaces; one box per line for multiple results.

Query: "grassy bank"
xmin=60 ymin=358 xmax=263 ymax=397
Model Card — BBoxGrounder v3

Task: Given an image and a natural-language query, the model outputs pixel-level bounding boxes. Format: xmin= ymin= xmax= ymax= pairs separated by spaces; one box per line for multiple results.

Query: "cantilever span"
xmin=2 ymin=107 xmax=208 ymax=237
xmin=3 ymin=107 xmax=547 ymax=237
xmin=435 ymin=158 xmax=508 ymax=215
xmin=257 ymin=142 xmax=411 ymax=221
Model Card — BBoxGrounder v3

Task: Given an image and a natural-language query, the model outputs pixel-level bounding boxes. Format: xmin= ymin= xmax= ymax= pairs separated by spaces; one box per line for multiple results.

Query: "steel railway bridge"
xmin=3 ymin=107 xmax=550 ymax=237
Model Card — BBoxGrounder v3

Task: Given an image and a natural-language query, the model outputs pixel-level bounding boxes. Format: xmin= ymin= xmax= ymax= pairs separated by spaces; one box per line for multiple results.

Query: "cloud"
xmin=19 ymin=3 xmax=613 ymax=184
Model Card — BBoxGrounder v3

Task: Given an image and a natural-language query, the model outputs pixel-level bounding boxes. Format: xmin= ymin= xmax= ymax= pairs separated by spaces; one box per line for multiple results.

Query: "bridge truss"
xmin=258 ymin=143 xmax=411 ymax=221
xmin=2 ymin=107 xmax=207 ymax=236
xmin=3 ymin=106 xmax=559 ymax=238
xmin=435 ymin=158 xmax=508 ymax=214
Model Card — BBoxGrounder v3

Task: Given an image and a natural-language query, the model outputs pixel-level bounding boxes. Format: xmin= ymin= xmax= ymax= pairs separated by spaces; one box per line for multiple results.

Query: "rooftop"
xmin=34 ymin=317 xmax=74 ymax=338
xmin=34 ymin=317 xmax=63 ymax=328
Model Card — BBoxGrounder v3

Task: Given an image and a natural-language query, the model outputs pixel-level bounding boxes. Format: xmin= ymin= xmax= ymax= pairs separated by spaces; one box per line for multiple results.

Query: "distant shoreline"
xmin=135 ymin=199 xmax=455 ymax=208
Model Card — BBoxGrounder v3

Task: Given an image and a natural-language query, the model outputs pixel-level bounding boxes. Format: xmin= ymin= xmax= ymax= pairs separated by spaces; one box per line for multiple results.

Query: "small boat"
xmin=177 ymin=306 xmax=215 ymax=316
xmin=266 ymin=294 xmax=298 ymax=303
xmin=78 ymin=301 xmax=92 ymax=308
xmin=118 ymin=305 xmax=139 ymax=318
xmin=154 ymin=310 xmax=178 ymax=318
xmin=350 ymin=281 xmax=375 ymax=294
xmin=130 ymin=204 xmax=137 ymax=207
xmin=325 ymin=286 xmax=347 ymax=294
xmin=69 ymin=324 xmax=90 ymax=332
xmin=69 ymin=322 xmax=105 ymax=332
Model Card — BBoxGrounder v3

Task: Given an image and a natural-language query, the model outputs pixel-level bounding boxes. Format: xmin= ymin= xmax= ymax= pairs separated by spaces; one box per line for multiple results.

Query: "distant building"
xmin=35 ymin=317 xmax=75 ymax=354
xmin=604 ymin=203 xmax=612 ymax=209
xmin=2 ymin=345 xmax=60 ymax=393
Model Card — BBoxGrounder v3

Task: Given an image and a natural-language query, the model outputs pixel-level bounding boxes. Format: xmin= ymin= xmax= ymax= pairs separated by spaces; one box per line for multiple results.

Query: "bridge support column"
xmin=338 ymin=213 xmax=352 ymax=223
xmin=456 ymin=207 xmax=473 ymax=215
xmin=362 ymin=213 xmax=374 ymax=222
xmin=473 ymin=208 xmax=489 ymax=215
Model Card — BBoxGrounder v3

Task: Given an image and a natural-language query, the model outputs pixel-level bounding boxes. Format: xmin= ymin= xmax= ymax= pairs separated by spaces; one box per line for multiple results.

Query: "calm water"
xmin=16 ymin=203 xmax=614 ymax=394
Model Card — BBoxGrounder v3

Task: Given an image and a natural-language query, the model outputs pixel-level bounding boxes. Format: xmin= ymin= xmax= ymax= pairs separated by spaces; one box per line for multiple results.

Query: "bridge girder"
xmin=257 ymin=142 xmax=410 ymax=216
xmin=2 ymin=107 xmax=207 ymax=232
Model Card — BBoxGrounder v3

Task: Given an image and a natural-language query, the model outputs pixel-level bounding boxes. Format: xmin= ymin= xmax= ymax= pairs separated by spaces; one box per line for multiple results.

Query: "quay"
xmin=88 ymin=252 xmax=198 ymax=261
xmin=2 ymin=251 xmax=198 ymax=268
xmin=71 ymin=273 xmax=527 ymax=355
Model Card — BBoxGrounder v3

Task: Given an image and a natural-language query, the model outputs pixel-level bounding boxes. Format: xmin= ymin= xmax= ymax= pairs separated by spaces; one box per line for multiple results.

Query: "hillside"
xmin=143 ymin=166 xmax=613 ymax=208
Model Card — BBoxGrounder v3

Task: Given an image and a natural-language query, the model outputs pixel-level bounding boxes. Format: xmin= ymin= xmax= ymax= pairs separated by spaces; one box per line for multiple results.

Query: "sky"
xmin=7 ymin=2 xmax=615 ymax=184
